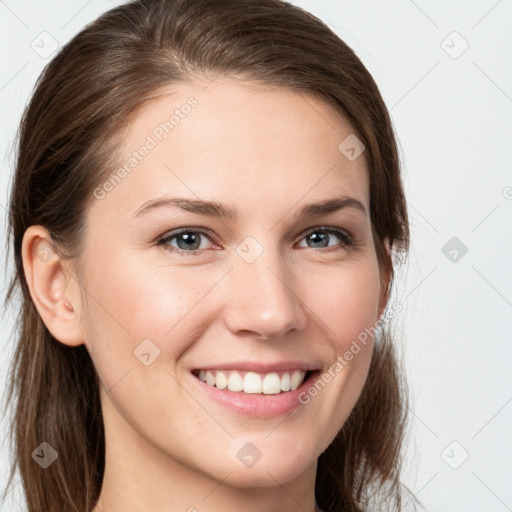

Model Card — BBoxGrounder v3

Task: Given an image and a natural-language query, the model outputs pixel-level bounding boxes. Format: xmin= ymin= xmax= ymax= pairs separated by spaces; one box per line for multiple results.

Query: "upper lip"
xmin=193 ymin=361 xmax=321 ymax=373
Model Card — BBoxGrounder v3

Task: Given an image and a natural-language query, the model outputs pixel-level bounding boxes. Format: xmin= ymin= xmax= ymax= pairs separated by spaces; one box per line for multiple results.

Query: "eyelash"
xmin=156 ymin=226 xmax=355 ymax=256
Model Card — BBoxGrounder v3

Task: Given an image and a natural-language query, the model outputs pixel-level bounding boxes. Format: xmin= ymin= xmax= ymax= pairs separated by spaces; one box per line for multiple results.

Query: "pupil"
xmin=309 ymin=232 xmax=327 ymax=248
xmin=178 ymin=232 xmax=199 ymax=250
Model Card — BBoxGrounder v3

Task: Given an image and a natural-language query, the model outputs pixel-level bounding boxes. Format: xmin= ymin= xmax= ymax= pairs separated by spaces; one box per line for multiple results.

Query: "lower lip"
xmin=191 ymin=370 xmax=320 ymax=418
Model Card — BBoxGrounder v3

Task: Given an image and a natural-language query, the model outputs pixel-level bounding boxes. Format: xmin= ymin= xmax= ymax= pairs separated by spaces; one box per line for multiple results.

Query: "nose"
xmin=223 ymin=243 xmax=307 ymax=340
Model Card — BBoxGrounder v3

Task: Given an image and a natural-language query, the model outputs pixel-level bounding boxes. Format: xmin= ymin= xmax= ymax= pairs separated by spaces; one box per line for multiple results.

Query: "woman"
xmin=3 ymin=0 xmax=417 ymax=510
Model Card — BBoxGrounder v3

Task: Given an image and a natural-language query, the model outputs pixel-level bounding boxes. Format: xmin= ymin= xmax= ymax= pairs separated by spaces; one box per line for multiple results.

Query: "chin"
xmin=224 ymin=463 xmax=311 ymax=488
xmin=206 ymin=445 xmax=318 ymax=488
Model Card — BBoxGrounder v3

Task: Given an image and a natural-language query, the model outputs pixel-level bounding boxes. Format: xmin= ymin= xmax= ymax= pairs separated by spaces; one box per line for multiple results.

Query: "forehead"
xmin=91 ymin=78 xmax=370 ymax=220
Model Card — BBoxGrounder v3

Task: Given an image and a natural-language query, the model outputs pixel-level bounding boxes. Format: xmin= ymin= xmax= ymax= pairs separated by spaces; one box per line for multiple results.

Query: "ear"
xmin=377 ymin=237 xmax=393 ymax=319
xmin=21 ymin=225 xmax=84 ymax=347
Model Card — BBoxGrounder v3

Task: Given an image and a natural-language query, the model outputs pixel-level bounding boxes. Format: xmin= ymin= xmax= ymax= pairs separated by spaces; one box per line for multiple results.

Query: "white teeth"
xmin=227 ymin=372 xmax=243 ymax=392
xmin=243 ymin=372 xmax=262 ymax=393
xmin=215 ymin=371 xmax=228 ymax=389
xmin=290 ymin=371 xmax=304 ymax=391
xmin=280 ymin=372 xmax=291 ymax=392
xmin=196 ymin=369 xmax=307 ymax=394
xmin=262 ymin=373 xmax=281 ymax=394
xmin=205 ymin=371 xmax=215 ymax=386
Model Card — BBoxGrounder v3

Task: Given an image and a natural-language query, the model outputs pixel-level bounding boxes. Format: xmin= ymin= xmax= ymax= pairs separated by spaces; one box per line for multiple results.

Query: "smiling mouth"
xmin=191 ymin=369 xmax=316 ymax=395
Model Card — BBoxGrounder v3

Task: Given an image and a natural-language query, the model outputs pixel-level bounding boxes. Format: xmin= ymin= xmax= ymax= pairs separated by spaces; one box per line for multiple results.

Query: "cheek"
xmin=299 ymin=258 xmax=382 ymax=432
xmin=80 ymin=247 xmax=226 ymax=374
xmin=309 ymin=258 xmax=382 ymax=351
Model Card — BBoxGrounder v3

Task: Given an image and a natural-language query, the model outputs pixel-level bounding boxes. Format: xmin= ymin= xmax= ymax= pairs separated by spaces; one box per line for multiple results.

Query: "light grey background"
xmin=1 ymin=1 xmax=511 ymax=511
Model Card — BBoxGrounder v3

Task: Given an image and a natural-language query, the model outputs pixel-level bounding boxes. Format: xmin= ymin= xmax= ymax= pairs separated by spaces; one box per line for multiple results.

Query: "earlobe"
xmin=21 ymin=225 xmax=84 ymax=347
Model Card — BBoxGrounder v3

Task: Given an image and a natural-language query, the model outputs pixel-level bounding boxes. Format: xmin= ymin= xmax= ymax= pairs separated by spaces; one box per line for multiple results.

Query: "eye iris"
xmin=177 ymin=232 xmax=200 ymax=250
xmin=308 ymin=232 xmax=328 ymax=248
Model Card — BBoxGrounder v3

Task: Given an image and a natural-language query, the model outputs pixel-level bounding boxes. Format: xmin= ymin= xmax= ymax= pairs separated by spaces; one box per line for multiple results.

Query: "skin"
xmin=22 ymin=78 xmax=390 ymax=512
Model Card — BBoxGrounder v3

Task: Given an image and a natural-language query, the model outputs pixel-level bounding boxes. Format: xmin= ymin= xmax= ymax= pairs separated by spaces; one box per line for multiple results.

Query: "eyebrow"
xmin=132 ymin=195 xmax=367 ymax=221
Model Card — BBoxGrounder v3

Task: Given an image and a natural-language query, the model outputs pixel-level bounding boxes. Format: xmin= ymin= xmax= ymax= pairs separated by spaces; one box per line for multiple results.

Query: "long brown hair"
xmin=3 ymin=1 xmax=413 ymax=510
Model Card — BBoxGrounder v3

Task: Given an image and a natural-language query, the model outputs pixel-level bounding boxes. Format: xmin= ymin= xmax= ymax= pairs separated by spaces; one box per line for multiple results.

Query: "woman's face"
xmin=77 ymin=79 xmax=386 ymax=487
